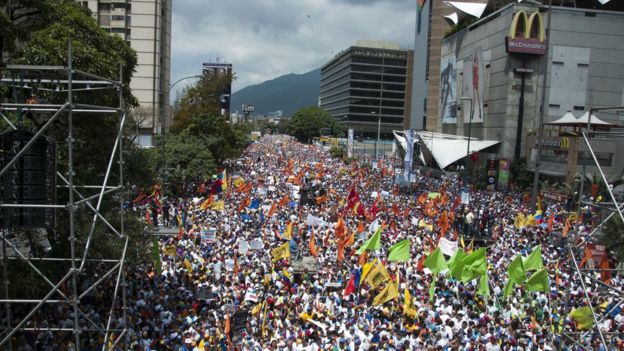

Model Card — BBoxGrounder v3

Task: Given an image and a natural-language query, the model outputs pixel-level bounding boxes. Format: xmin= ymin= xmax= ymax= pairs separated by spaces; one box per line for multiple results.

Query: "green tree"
xmin=599 ymin=216 xmax=624 ymax=262
xmin=170 ymin=71 xmax=234 ymax=133
xmin=287 ymin=106 xmax=342 ymax=143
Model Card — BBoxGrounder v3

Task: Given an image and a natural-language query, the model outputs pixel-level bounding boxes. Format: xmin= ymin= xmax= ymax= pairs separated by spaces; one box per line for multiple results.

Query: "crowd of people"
xmin=7 ymin=134 xmax=624 ymax=350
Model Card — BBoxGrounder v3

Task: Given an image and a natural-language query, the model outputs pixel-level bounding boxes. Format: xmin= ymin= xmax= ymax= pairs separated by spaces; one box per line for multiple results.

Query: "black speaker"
xmin=1 ymin=130 xmax=56 ymax=228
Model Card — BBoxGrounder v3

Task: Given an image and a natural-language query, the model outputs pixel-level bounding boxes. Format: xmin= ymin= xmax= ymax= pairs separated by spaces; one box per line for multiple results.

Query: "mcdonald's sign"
xmin=505 ymin=10 xmax=546 ymax=55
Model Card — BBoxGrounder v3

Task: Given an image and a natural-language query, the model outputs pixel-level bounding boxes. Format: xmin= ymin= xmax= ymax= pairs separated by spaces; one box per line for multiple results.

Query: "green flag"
xmin=461 ymin=248 xmax=487 ymax=282
xmin=526 ymin=268 xmax=549 ymax=292
xmin=502 ymin=279 xmax=515 ymax=299
xmin=387 ymin=239 xmax=411 ymax=262
xmin=424 ymin=248 xmax=447 ymax=274
xmin=508 ymin=254 xmax=527 ymax=285
xmin=151 ymin=236 xmax=161 ymax=275
xmin=447 ymin=249 xmax=467 ymax=280
xmin=356 ymin=226 xmax=382 ymax=255
xmin=477 ymin=273 xmax=490 ymax=298
xmin=429 ymin=272 xmax=437 ymax=302
xmin=569 ymin=306 xmax=594 ymax=330
xmin=523 ymin=245 xmax=544 ymax=271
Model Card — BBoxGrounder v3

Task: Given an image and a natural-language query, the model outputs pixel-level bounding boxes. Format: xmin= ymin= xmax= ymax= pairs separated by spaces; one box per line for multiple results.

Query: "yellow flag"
xmin=360 ymin=259 xmax=377 ymax=285
xmin=514 ymin=213 xmax=526 ymax=229
xmin=163 ymin=245 xmax=177 ymax=257
xmin=210 ymin=200 xmax=225 ymax=210
xmin=523 ymin=214 xmax=535 ymax=227
xmin=233 ymin=177 xmax=245 ymax=188
xmin=283 ymin=221 xmax=293 ymax=240
xmin=373 ymin=281 xmax=399 ymax=306
xmin=367 ymin=260 xmax=390 ymax=288
xmin=183 ymin=259 xmax=193 ymax=271
xmin=403 ymin=288 xmax=417 ymax=317
xmin=271 ymin=242 xmax=291 ymax=262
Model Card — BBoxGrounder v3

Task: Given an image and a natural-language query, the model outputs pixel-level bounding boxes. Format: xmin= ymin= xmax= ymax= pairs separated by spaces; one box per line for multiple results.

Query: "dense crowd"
xmin=7 ymin=135 xmax=623 ymax=350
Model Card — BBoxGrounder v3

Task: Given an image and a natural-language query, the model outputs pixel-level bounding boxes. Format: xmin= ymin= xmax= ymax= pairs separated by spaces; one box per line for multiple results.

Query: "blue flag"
xmin=249 ymin=198 xmax=261 ymax=209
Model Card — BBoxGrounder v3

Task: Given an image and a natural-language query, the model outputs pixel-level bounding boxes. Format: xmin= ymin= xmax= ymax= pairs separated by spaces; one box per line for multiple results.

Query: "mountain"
xmin=231 ymin=68 xmax=320 ymax=117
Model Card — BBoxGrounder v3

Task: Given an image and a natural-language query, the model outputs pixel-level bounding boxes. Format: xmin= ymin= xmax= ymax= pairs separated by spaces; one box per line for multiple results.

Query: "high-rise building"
xmin=319 ymin=41 xmax=413 ymax=139
xmin=80 ymin=0 xmax=172 ymax=147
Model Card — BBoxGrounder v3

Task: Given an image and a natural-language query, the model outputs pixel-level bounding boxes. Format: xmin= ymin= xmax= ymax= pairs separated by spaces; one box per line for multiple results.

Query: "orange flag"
xmin=358 ymin=251 xmax=368 ymax=266
xmin=309 ymin=229 xmax=318 ymax=257
xmin=357 ymin=221 xmax=365 ymax=234
xmin=224 ymin=312 xmax=232 ymax=343
xmin=562 ymin=217 xmax=571 ymax=238
xmin=315 ymin=195 xmax=328 ymax=205
xmin=278 ymin=195 xmax=289 ymax=208
xmin=418 ymin=193 xmax=427 ymax=206
xmin=547 ymin=213 xmax=554 ymax=233
xmin=335 ymin=216 xmax=346 ymax=239
xmin=238 ymin=196 xmax=251 ymax=212
xmin=267 ymin=203 xmax=277 ymax=218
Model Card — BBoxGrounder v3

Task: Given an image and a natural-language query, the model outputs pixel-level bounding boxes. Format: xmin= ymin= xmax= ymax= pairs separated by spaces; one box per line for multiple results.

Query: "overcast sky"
xmin=170 ymin=0 xmax=416 ymax=97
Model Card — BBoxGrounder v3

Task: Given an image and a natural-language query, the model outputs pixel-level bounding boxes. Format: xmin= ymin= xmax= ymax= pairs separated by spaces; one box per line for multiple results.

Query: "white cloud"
xmin=170 ymin=0 xmax=416 ymax=95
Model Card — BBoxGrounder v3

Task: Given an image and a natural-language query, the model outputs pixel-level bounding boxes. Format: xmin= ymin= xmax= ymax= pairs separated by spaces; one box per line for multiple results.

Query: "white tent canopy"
xmin=394 ymin=131 xmax=500 ymax=170
xmin=547 ymin=111 xmax=618 ymax=127
xmin=443 ymin=1 xmax=488 ymax=19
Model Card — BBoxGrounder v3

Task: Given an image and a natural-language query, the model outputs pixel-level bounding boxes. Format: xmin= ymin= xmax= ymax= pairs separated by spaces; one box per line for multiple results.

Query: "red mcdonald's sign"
xmin=505 ymin=10 xmax=546 ymax=55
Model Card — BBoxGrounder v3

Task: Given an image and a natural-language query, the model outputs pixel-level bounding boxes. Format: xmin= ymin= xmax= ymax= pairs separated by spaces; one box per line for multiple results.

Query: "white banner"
xmin=439 ymin=238 xmax=458 ymax=257
xmin=306 ymin=214 xmax=326 ymax=228
xmin=347 ymin=128 xmax=354 ymax=158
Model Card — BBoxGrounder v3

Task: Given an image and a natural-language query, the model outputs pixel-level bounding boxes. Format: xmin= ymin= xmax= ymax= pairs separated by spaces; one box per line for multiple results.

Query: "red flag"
xmin=267 ymin=203 xmax=277 ymax=218
xmin=370 ymin=202 xmax=379 ymax=218
xmin=145 ymin=209 xmax=152 ymax=225
xmin=343 ymin=274 xmax=356 ymax=296
xmin=451 ymin=196 xmax=461 ymax=211
xmin=238 ymin=196 xmax=251 ymax=212
xmin=177 ymin=226 xmax=185 ymax=240
xmin=600 ymin=255 xmax=612 ymax=284
xmin=392 ymin=204 xmax=401 ymax=217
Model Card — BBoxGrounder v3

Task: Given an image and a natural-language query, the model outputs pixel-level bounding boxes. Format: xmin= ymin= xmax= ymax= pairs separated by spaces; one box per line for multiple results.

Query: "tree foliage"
xmin=287 ymin=106 xmax=342 ymax=143
xmin=170 ymin=72 xmax=234 ymax=133
xmin=599 ymin=216 xmax=624 ymax=262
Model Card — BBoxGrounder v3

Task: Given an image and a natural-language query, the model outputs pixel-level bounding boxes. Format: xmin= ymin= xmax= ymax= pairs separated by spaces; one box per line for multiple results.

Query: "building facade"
xmin=319 ymin=41 xmax=413 ymax=139
xmin=80 ymin=0 xmax=172 ymax=147
xmin=439 ymin=3 xmax=624 ymax=180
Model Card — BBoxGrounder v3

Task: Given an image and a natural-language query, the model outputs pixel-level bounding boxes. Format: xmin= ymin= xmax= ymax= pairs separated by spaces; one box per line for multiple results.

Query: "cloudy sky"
xmin=170 ymin=0 xmax=417 ymax=96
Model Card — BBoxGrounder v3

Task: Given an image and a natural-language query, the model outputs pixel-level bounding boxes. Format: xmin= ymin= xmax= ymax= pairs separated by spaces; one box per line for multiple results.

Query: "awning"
xmin=394 ymin=131 xmax=500 ymax=170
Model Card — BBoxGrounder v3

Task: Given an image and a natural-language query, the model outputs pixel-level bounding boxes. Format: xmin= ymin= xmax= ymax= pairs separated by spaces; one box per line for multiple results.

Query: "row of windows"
xmin=348 ymin=115 xmax=404 ymax=124
xmin=351 ymin=65 xmax=406 ymax=75
xmin=542 ymin=150 xmax=612 ymax=167
xmin=351 ymin=89 xmax=404 ymax=100
xmin=350 ymin=106 xmax=404 ymax=115
xmin=350 ymin=98 xmax=405 ymax=108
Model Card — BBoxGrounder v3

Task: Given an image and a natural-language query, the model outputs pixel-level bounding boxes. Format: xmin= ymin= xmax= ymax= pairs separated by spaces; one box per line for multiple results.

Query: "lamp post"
xmin=460 ymin=96 xmax=474 ymax=172
xmin=372 ymin=111 xmax=381 ymax=158
xmin=161 ymin=75 xmax=202 ymax=193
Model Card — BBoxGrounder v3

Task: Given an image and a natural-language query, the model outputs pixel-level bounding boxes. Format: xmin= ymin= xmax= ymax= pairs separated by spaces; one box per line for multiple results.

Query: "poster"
xmin=347 ymin=128 xmax=354 ymax=158
xmin=440 ymin=55 xmax=457 ymax=124
xmin=462 ymin=47 xmax=485 ymax=123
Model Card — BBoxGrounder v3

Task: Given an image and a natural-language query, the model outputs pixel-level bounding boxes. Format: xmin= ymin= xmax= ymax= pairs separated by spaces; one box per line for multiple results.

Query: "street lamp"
xmin=460 ymin=96 xmax=474 ymax=171
xmin=372 ymin=111 xmax=381 ymax=158
xmin=161 ymin=74 xmax=202 ymax=193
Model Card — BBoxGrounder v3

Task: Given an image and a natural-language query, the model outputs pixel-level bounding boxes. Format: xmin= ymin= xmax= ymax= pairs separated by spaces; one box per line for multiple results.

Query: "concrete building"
xmin=319 ymin=41 xmax=414 ymax=139
xmin=80 ymin=0 xmax=172 ymax=147
xmin=408 ymin=0 xmax=453 ymax=131
xmin=439 ymin=2 xmax=624 ymax=180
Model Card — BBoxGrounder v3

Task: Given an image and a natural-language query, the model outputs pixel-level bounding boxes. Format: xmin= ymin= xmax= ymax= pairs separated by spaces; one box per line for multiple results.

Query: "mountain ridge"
xmin=231 ymin=68 xmax=320 ymax=117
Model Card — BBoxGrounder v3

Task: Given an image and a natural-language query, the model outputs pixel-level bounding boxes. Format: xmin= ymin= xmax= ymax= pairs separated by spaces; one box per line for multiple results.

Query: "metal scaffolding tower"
xmin=0 ymin=46 xmax=128 ymax=350
xmin=562 ymin=105 xmax=624 ymax=349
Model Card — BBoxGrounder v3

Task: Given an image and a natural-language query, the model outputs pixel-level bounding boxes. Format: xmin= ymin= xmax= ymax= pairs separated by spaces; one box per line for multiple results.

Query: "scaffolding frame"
xmin=0 ymin=45 xmax=128 ymax=351
xmin=562 ymin=105 xmax=624 ymax=349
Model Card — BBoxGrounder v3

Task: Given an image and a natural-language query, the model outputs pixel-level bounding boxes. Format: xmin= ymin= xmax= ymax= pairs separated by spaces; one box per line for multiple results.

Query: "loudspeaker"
xmin=1 ymin=130 xmax=56 ymax=228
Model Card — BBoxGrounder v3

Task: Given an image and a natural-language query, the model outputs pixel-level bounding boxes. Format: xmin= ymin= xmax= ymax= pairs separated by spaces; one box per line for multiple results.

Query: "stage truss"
xmin=0 ymin=45 xmax=129 ymax=350
xmin=562 ymin=105 xmax=624 ymax=349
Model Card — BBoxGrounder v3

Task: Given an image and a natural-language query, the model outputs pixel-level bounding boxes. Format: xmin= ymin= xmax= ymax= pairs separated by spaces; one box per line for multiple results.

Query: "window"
xmin=573 ymin=106 xmax=585 ymax=111
xmin=112 ymin=15 xmax=125 ymax=21
xmin=111 ymin=27 xmax=126 ymax=33
xmin=549 ymin=104 xmax=560 ymax=108
xmin=577 ymin=63 xmax=589 ymax=67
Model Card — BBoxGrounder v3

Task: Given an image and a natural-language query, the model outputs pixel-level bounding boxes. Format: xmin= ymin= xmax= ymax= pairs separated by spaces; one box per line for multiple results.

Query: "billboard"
xmin=440 ymin=55 xmax=457 ymax=124
xmin=462 ymin=47 xmax=485 ymax=123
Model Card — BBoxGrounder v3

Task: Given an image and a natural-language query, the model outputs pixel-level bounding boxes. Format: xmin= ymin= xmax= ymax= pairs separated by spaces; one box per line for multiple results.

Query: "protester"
xmin=9 ymin=134 xmax=623 ymax=350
